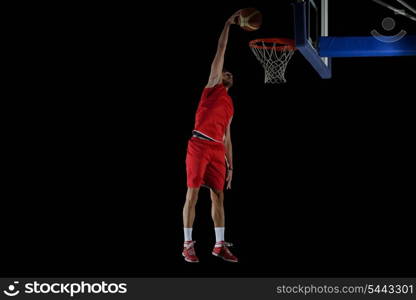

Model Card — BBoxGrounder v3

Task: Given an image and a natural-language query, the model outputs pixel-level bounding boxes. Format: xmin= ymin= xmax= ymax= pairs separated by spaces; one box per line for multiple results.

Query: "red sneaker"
xmin=182 ymin=241 xmax=199 ymax=263
xmin=212 ymin=241 xmax=238 ymax=263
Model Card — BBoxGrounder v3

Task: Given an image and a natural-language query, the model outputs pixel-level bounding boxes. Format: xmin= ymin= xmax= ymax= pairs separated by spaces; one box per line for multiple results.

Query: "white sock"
xmin=184 ymin=228 xmax=193 ymax=242
xmin=215 ymin=227 xmax=225 ymax=243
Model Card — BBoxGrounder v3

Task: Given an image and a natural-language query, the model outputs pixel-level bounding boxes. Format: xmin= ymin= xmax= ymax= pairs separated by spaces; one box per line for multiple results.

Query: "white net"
xmin=250 ymin=40 xmax=295 ymax=84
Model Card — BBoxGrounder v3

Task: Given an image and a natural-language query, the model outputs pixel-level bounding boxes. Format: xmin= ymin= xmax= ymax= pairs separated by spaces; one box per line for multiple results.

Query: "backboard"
xmin=293 ymin=0 xmax=416 ymax=79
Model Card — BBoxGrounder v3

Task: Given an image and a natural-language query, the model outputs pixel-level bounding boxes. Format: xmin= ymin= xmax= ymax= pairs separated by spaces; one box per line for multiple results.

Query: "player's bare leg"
xmin=182 ymin=187 xmax=200 ymax=263
xmin=210 ymin=189 xmax=225 ymax=227
xmin=210 ymin=189 xmax=238 ymax=262
xmin=183 ymin=187 xmax=199 ymax=228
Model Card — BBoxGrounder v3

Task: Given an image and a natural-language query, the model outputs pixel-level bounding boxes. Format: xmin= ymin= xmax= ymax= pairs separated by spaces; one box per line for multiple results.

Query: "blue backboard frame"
xmin=293 ymin=0 xmax=416 ymax=79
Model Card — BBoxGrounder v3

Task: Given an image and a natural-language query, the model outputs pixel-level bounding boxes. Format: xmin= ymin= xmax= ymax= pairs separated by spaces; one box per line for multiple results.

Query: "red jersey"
xmin=193 ymin=84 xmax=234 ymax=142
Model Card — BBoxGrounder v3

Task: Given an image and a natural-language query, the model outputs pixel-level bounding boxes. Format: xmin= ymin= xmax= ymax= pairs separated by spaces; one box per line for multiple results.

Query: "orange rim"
xmin=249 ymin=38 xmax=296 ymax=51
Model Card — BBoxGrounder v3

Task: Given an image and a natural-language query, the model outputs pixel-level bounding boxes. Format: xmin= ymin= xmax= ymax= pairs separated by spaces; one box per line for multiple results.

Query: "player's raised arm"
xmin=206 ymin=10 xmax=241 ymax=88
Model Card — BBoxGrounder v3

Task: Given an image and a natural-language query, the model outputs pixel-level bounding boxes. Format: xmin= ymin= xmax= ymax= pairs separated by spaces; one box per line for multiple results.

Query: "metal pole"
xmin=321 ymin=0 xmax=329 ymax=65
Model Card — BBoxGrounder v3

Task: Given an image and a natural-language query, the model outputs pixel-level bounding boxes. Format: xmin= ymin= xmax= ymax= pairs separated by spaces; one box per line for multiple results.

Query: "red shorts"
xmin=186 ymin=137 xmax=226 ymax=191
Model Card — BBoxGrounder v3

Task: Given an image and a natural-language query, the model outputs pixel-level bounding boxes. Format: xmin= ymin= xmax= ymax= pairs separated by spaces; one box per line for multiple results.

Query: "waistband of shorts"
xmin=192 ymin=131 xmax=223 ymax=142
xmin=190 ymin=136 xmax=225 ymax=148
xmin=192 ymin=130 xmax=215 ymax=140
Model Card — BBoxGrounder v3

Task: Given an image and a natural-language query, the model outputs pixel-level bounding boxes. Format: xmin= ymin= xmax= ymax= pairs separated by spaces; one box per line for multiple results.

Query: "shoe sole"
xmin=212 ymin=252 xmax=238 ymax=263
xmin=182 ymin=253 xmax=199 ymax=263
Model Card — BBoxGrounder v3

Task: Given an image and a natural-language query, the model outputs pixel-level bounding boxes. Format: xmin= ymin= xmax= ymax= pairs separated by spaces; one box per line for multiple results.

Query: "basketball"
xmin=238 ymin=8 xmax=262 ymax=31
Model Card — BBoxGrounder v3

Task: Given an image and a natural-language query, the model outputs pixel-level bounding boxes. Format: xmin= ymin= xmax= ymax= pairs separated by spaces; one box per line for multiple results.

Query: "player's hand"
xmin=226 ymin=9 xmax=242 ymax=25
xmin=226 ymin=169 xmax=233 ymax=190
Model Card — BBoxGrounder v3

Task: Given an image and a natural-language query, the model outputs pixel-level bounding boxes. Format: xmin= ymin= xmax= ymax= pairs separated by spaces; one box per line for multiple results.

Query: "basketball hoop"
xmin=249 ymin=38 xmax=296 ymax=84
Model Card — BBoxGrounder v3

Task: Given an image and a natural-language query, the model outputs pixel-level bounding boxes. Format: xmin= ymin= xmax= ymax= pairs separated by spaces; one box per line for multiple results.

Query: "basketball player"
xmin=182 ymin=10 xmax=242 ymax=263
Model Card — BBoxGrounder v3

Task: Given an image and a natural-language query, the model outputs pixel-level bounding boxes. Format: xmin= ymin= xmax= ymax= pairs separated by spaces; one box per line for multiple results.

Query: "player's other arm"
xmin=225 ymin=118 xmax=233 ymax=189
xmin=206 ymin=10 xmax=241 ymax=88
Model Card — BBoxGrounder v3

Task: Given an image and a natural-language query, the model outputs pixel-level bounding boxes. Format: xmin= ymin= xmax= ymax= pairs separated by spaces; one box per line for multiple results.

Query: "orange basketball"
xmin=238 ymin=8 xmax=262 ymax=31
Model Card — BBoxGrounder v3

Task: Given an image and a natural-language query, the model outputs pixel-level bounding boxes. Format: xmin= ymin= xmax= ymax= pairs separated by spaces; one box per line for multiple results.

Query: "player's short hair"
xmin=222 ymin=68 xmax=231 ymax=74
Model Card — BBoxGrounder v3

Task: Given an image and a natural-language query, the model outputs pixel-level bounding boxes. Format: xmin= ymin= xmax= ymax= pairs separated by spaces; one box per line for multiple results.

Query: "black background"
xmin=3 ymin=0 xmax=415 ymax=277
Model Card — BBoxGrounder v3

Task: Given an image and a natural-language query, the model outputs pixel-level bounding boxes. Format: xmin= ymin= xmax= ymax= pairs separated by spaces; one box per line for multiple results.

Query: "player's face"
xmin=222 ymin=71 xmax=233 ymax=88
